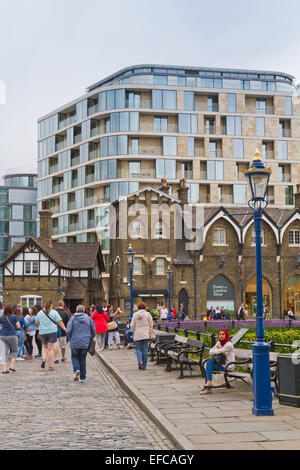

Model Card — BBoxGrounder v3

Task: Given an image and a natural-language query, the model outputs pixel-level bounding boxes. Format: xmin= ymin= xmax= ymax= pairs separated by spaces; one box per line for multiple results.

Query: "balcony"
xmin=67 ymin=202 xmax=76 ymax=211
xmin=279 ymin=174 xmax=291 ymax=183
xmin=183 ymin=170 xmax=193 ymax=179
xmin=55 ymin=140 xmax=66 ymax=152
xmin=209 ymin=149 xmax=222 ymax=158
xmin=280 ymin=129 xmax=291 ymax=138
xmin=74 ymin=133 xmax=82 ymax=145
xmin=86 ymin=173 xmax=95 ymax=184
xmin=58 ymin=115 xmax=76 ymax=129
xmin=68 ymin=223 xmax=78 ymax=232
xmin=94 ymin=196 xmax=110 ymax=204
xmin=71 ymin=179 xmax=78 ymax=188
xmin=50 ymin=205 xmax=60 ymax=214
xmin=84 ymin=197 xmax=94 ymax=207
xmin=71 ymin=156 xmax=80 ymax=167
xmin=255 ymin=106 xmax=274 ymax=115
xmin=91 ymin=126 xmax=100 ymax=138
xmin=49 ymin=165 xmax=58 ymax=174
xmin=53 ymin=184 xmax=63 ymax=194
xmin=262 ymin=150 xmax=275 ymax=160
xmin=219 ymin=195 xmax=234 ymax=204
xmin=205 ymin=126 xmax=216 ymax=135
xmin=199 ymin=193 xmax=211 ymax=203
xmin=200 ymin=171 xmax=207 ymax=180
xmin=88 ymin=104 xmax=98 ymax=116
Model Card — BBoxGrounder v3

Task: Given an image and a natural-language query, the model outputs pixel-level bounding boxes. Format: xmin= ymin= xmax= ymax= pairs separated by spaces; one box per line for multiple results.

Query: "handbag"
xmin=88 ymin=320 xmax=96 ymax=356
xmin=107 ymin=321 xmax=118 ymax=331
xmin=212 ymin=353 xmax=227 ymax=365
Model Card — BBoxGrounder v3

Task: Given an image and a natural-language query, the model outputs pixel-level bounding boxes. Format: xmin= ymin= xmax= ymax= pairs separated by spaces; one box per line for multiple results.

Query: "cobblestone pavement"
xmin=0 ymin=350 xmax=173 ymax=450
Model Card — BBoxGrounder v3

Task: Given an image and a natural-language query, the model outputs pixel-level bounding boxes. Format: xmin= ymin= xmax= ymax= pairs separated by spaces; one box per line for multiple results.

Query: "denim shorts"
xmin=39 ymin=332 xmax=58 ymax=344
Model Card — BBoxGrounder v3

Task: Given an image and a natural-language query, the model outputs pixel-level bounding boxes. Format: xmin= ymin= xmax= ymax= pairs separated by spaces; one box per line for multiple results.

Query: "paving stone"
xmin=208 ymin=421 xmax=295 ymax=434
xmin=259 ymin=440 xmax=300 ymax=450
xmin=260 ymin=430 xmax=300 ymax=441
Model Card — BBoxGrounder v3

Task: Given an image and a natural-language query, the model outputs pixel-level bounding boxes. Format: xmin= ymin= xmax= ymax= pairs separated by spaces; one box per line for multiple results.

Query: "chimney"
xmin=159 ymin=178 xmax=170 ymax=194
xmin=39 ymin=200 xmax=52 ymax=246
xmin=177 ymin=178 xmax=189 ymax=204
xmin=295 ymin=184 xmax=300 ymax=209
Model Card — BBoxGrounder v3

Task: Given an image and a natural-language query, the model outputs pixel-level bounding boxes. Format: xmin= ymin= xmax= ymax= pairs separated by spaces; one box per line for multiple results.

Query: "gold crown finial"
xmin=254 ymin=148 xmax=262 ymax=161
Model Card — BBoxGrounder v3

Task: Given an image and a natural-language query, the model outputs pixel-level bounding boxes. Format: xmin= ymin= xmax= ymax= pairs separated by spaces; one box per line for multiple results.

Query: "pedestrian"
xmin=131 ymin=302 xmax=154 ymax=370
xmin=36 ymin=300 xmax=67 ymax=371
xmin=288 ymin=307 xmax=295 ymax=320
xmin=0 ymin=301 xmax=3 ymax=318
xmin=107 ymin=305 xmax=122 ymax=350
xmin=237 ymin=303 xmax=246 ymax=321
xmin=160 ymin=304 xmax=168 ymax=321
xmin=24 ymin=306 xmax=39 ymax=358
xmin=101 ymin=300 xmax=109 ymax=349
xmin=171 ymin=306 xmax=177 ymax=321
xmin=54 ymin=300 xmax=70 ymax=363
xmin=14 ymin=306 xmax=27 ymax=361
xmin=34 ymin=304 xmax=43 ymax=358
xmin=200 ymin=329 xmax=235 ymax=395
xmin=67 ymin=304 xmax=96 ymax=383
xmin=178 ymin=302 xmax=187 ymax=321
xmin=92 ymin=304 xmax=109 ymax=351
xmin=215 ymin=306 xmax=222 ymax=320
xmin=0 ymin=304 xmax=20 ymax=374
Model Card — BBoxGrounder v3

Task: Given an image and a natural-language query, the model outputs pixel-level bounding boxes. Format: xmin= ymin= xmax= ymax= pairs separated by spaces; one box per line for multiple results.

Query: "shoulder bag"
xmin=211 ymin=353 xmax=227 ymax=365
xmin=42 ymin=310 xmax=62 ymax=337
xmin=88 ymin=319 xmax=96 ymax=356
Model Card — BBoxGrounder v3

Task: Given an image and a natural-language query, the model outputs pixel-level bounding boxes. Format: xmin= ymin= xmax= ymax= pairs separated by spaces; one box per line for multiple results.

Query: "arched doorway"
xmin=284 ymin=275 xmax=300 ymax=315
xmin=207 ymin=275 xmax=235 ymax=314
xmin=178 ymin=289 xmax=189 ymax=316
xmin=245 ymin=277 xmax=272 ymax=317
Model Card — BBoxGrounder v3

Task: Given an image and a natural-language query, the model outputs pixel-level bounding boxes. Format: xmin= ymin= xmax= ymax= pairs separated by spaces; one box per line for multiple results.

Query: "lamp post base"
xmin=252 ymin=342 xmax=274 ymax=416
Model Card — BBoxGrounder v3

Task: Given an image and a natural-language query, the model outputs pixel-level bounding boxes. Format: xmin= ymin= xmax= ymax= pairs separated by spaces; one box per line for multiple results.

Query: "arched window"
xmin=213 ymin=228 xmax=226 ymax=245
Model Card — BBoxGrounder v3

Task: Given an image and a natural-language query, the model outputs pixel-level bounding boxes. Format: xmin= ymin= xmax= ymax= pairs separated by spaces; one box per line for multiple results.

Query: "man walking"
xmin=54 ymin=300 xmax=70 ymax=362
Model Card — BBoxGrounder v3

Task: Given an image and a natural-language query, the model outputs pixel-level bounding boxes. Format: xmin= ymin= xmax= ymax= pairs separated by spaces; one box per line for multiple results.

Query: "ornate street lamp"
xmin=167 ymin=266 xmax=172 ymax=322
xmin=245 ymin=150 xmax=273 ymax=416
xmin=125 ymin=244 xmax=135 ymax=328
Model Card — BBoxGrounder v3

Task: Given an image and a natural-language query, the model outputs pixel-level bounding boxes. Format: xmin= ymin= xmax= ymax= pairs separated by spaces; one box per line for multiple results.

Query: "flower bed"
xmin=160 ymin=320 xmax=300 ymax=330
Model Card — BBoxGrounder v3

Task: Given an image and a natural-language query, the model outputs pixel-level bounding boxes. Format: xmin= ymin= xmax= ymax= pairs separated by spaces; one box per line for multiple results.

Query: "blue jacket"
xmin=26 ymin=315 xmax=37 ymax=333
xmin=67 ymin=312 xmax=95 ymax=349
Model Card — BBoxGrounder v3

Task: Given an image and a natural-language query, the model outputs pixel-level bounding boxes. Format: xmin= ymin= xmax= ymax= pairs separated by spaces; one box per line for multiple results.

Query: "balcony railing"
xmin=255 ymin=106 xmax=274 ymax=115
xmin=71 ymin=179 xmax=78 ymax=188
xmin=68 ymin=223 xmax=78 ymax=232
xmin=199 ymin=194 xmax=211 ymax=203
xmin=84 ymin=197 xmax=94 ymax=207
xmin=209 ymin=149 xmax=222 ymax=158
xmin=205 ymin=126 xmax=216 ymax=135
xmin=71 ymin=157 xmax=80 ymax=167
xmin=53 ymin=184 xmax=63 ymax=194
xmin=262 ymin=151 xmax=275 ymax=160
xmin=67 ymin=202 xmax=76 ymax=211
xmin=50 ymin=206 xmax=60 ymax=214
xmin=86 ymin=173 xmax=95 ymax=184
xmin=58 ymin=115 xmax=76 ymax=129
xmin=74 ymin=134 xmax=82 ymax=144
xmin=49 ymin=165 xmax=58 ymax=174
xmin=55 ymin=141 xmax=66 ymax=152
xmin=279 ymin=174 xmax=291 ymax=183
xmin=280 ymin=129 xmax=291 ymax=138
xmin=88 ymin=104 xmax=98 ymax=116
xmin=200 ymin=171 xmax=207 ymax=180
xmin=219 ymin=195 xmax=234 ymax=204
xmin=183 ymin=170 xmax=193 ymax=179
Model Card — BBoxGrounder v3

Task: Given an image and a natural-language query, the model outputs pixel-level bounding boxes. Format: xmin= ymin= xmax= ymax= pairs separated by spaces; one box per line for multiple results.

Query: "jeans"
xmin=135 ymin=339 xmax=149 ymax=369
xmin=16 ymin=330 xmax=24 ymax=358
xmin=205 ymin=358 xmax=225 ymax=382
xmin=71 ymin=348 xmax=88 ymax=380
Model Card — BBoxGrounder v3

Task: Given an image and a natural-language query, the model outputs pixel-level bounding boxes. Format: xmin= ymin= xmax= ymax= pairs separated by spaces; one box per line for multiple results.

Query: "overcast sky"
xmin=0 ymin=0 xmax=300 ymax=181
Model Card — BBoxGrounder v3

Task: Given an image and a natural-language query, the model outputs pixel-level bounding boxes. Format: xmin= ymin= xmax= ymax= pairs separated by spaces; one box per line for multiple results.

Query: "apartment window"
xmin=213 ymin=228 xmax=226 ymax=246
xmin=156 ymin=258 xmax=165 ymax=274
xmin=154 ymin=116 xmax=168 ymax=132
xmin=127 ymin=91 xmax=141 ymax=108
xmin=184 ymin=91 xmax=194 ymax=111
xmin=284 ymin=96 xmax=292 ymax=115
xmin=25 ymin=261 xmax=39 ymax=275
xmin=207 ymin=161 xmax=224 ymax=180
xmin=152 ymin=90 xmax=176 ymax=110
xmin=256 ymin=99 xmax=266 ymax=114
xmin=285 ymin=186 xmax=293 ymax=205
xmin=155 ymin=220 xmax=163 ymax=237
xmin=154 ymin=75 xmax=168 ymax=85
xmin=0 ymin=222 xmax=9 ymax=235
xmin=232 ymin=139 xmax=244 ymax=158
xmin=109 ymin=112 xmax=139 ymax=132
xmin=156 ymin=159 xmax=176 ymax=179
xmin=100 ymin=135 xmax=128 ymax=156
xmin=225 ymin=116 xmax=242 ymax=135
xmin=0 ymin=189 xmax=8 ymax=203
xmin=178 ymin=114 xmax=197 ymax=133
xmin=24 ymin=222 xmax=36 ymax=237
xmin=129 ymin=161 xmax=141 ymax=178
xmin=163 ymin=136 xmax=177 ymax=156
xmin=227 ymin=94 xmax=236 ymax=113
xmin=208 ymin=96 xmax=218 ymax=112
xmin=133 ymin=258 xmax=142 ymax=274
xmin=289 ymin=230 xmax=300 ymax=245
xmin=278 ymin=141 xmax=288 ymax=160
xmin=256 ymin=117 xmax=265 ymax=137
xmin=233 ymin=184 xmax=247 ymax=204
xmin=131 ymin=138 xmax=139 ymax=155
xmin=0 ymin=206 xmax=12 ymax=219
xmin=251 ymin=229 xmax=265 ymax=246
xmin=23 ymin=206 xmax=33 ymax=220
xmin=187 ymin=183 xmax=200 ymax=203
xmin=188 ymin=137 xmax=194 ymax=157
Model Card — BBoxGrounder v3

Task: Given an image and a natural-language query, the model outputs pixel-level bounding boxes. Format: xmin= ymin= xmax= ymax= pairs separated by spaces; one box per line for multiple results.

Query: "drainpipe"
xmin=277 ymin=244 xmax=282 ymax=319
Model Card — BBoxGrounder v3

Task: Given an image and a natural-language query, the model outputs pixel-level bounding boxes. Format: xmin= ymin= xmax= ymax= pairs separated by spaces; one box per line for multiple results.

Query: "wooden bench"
xmin=202 ymin=348 xmax=279 ymax=394
xmin=165 ymin=335 xmax=205 ymax=379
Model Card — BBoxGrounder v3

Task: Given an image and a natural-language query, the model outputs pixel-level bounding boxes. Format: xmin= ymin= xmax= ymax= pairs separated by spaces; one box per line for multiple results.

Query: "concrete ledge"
xmin=96 ymin=351 xmax=196 ymax=450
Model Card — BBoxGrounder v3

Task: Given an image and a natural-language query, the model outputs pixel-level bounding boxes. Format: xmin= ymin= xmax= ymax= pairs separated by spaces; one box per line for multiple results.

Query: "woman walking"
xmin=200 ymin=329 xmax=235 ymax=395
xmin=36 ymin=300 xmax=67 ymax=371
xmin=131 ymin=302 xmax=154 ymax=370
xmin=107 ymin=305 xmax=122 ymax=350
xmin=92 ymin=304 xmax=109 ymax=351
xmin=67 ymin=305 xmax=96 ymax=383
xmin=0 ymin=304 xmax=20 ymax=373
xmin=24 ymin=306 xmax=39 ymax=358
xmin=34 ymin=304 xmax=43 ymax=358
xmin=14 ymin=307 xmax=27 ymax=361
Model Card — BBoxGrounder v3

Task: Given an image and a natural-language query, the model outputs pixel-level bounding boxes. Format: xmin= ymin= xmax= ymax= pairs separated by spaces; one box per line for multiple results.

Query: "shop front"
xmin=206 ymin=275 xmax=235 ymax=315
xmin=245 ymin=277 xmax=272 ymax=317
xmin=284 ymin=275 xmax=300 ymax=315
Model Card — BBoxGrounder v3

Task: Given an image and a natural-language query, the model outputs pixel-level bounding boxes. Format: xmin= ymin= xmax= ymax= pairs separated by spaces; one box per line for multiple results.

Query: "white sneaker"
xmin=109 ymin=346 xmax=113 ymax=350
xmin=80 ymin=379 xmax=86 ymax=383
xmin=74 ymin=370 xmax=80 ymax=382
xmin=16 ymin=357 xmax=25 ymax=361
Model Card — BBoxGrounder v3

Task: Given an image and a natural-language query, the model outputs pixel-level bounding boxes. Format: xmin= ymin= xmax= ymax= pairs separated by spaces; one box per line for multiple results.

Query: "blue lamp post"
xmin=167 ymin=266 xmax=172 ymax=322
xmin=126 ymin=244 xmax=135 ymax=328
xmin=245 ymin=150 xmax=274 ymax=416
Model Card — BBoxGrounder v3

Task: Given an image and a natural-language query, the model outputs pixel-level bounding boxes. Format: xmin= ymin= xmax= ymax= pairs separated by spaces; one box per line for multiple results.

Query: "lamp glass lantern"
xmin=167 ymin=266 xmax=172 ymax=280
xmin=245 ymin=150 xmax=271 ymax=208
xmin=126 ymin=244 xmax=135 ymax=267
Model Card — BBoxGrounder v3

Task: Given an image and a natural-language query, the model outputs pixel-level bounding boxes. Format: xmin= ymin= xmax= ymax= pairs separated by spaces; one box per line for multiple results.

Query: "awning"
xmin=133 ymin=290 xmax=168 ymax=298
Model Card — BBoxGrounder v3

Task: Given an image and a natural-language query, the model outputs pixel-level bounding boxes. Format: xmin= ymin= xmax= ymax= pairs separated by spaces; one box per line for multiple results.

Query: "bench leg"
xmin=179 ymin=363 xmax=185 ymax=379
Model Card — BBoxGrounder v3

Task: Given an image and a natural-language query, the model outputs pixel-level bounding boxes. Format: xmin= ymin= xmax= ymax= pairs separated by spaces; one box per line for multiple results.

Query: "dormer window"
xmin=25 ymin=261 xmax=39 ymax=274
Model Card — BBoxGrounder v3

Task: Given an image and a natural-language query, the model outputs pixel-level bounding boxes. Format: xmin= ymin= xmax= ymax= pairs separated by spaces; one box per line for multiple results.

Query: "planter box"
xmin=278 ymin=354 xmax=300 ymax=407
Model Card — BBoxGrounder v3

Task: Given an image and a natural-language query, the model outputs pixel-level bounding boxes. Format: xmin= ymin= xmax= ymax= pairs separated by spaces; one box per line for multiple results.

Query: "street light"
xmin=125 ymin=244 xmax=135 ymax=328
xmin=167 ymin=266 xmax=172 ymax=322
xmin=245 ymin=149 xmax=274 ymax=416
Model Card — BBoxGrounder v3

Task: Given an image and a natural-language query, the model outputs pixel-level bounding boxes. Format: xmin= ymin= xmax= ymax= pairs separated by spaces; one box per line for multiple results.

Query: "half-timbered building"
xmin=0 ymin=202 xmax=105 ymax=310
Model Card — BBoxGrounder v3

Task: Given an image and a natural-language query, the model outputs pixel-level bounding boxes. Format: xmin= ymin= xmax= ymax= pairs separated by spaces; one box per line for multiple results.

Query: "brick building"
xmin=109 ymin=179 xmax=300 ymax=319
xmin=0 ymin=202 xmax=105 ymax=310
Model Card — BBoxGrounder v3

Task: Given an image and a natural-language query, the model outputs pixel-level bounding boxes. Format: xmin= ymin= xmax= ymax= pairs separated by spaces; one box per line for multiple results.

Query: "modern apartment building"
xmin=37 ymin=64 xmax=300 ymax=299
xmin=0 ymin=169 xmax=37 ymax=292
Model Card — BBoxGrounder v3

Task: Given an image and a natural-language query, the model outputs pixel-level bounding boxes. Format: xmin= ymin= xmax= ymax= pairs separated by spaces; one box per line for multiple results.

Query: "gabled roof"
xmin=0 ymin=237 xmax=105 ymax=272
xmin=113 ymin=186 xmax=181 ymax=205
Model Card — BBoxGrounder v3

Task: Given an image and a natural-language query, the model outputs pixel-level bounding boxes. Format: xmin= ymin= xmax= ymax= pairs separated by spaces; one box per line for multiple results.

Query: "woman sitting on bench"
xmin=200 ymin=329 xmax=235 ymax=395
